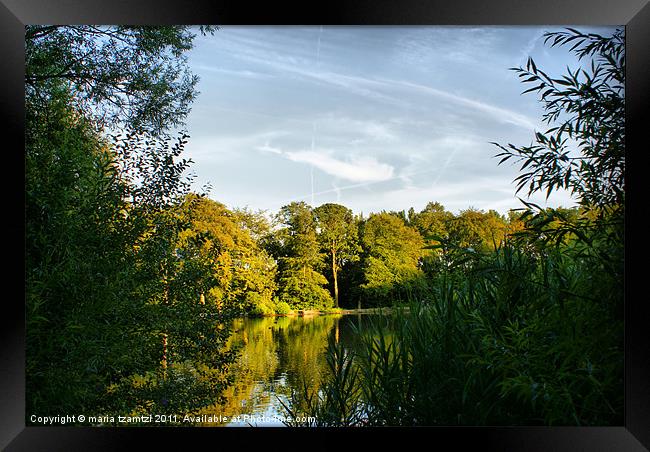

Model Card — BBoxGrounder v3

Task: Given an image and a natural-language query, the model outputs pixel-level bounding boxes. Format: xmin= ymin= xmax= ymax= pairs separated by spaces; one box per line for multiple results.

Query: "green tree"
xmin=25 ymin=25 xmax=236 ymax=420
xmin=360 ymin=213 xmax=427 ymax=306
xmin=444 ymin=208 xmax=508 ymax=253
xmin=274 ymin=202 xmax=333 ymax=310
xmin=176 ymin=194 xmax=278 ymax=314
xmin=410 ymin=202 xmax=453 ymax=238
xmin=494 ymin=28 xmax=624 ymax=212
xmin=313 ymin=203 xmax=361 ymax=308
xmin=26 ymin=90 xmax=136 ymax=414
xmin=26 ymin=25 xmax=216 ymax=136
xmin=484 ymin=27 xmax=625 ymax=424
xmin=493 ymin=28 xmax=624 ymax=304
xmin=492 ymin=28 xmax=624 ymax=264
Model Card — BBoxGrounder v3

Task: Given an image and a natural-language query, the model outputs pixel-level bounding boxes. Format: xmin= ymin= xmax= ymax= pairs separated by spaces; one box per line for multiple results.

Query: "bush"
xmin=249 ymin=302 xmax=275 ymax=317
xmin=274 ymin=301 xmax=292 ymax=315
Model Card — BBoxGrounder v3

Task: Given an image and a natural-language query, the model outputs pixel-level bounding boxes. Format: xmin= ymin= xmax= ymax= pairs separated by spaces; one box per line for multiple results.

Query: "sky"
xmin=181 ymin=25 xmax=619 ymax=217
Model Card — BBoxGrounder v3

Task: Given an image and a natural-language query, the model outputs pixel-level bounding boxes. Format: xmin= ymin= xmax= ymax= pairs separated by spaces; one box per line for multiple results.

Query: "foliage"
xmin=26 ymin=25 xmax=216 ymax=135
xmin=174 ymin=194 xmax=278 ymax=314
xmin=272 ymin=202 xmax=334 ymax=310
xmin=274 ymin=300 xmax=293 ymax=315
xmin=359 ymin=213 xmax=428 ymax=306
xmin=409 ymin=201 xmax=454 ymax=238
xmin=313 ymin=203 xmax=361 ymax=307
xmin=286 ymin=243 xmax=622 ymax=426
xmin=25 ymin=25 xmax=237 ymax=421
xmin=26 ymin=90 xmax=140 ymax=414
xmin=492 ymin=27 xmax=624 ymax=264
xmin=492 ymin=27 xmax=624 ymax=312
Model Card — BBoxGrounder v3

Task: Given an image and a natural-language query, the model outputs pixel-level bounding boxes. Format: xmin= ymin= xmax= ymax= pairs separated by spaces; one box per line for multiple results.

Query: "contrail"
xmin=310 ymin=123 xmax=315 ymax=206
xmin=310 ymin=25 xmax=323 ymax=206
xmin=431 ymin=147 xmax=459 ymax=186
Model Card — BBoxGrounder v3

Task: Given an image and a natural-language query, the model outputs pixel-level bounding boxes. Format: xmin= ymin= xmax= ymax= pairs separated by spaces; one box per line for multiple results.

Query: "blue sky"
xmin=181 ymin=26 xmax=619 ymax=216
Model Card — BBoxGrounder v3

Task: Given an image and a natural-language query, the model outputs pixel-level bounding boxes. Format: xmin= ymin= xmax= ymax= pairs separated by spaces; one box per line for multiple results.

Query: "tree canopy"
xmin=314 ymin=203 xmax=361 ymax=307
xmin=26 ymin=25 xmax=216 ymax=136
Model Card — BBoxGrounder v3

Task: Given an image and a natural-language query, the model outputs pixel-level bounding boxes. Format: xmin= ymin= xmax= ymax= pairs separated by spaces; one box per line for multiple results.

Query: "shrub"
xmin=274 ymin=301 xmax=292 ymax=315
xmin=249 ymin=302 xmax=274 ymax=317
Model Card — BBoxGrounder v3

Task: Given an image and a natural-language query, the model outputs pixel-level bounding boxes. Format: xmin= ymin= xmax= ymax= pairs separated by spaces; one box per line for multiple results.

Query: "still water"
xmin=199 ymin=314 xmax=379 ymax=427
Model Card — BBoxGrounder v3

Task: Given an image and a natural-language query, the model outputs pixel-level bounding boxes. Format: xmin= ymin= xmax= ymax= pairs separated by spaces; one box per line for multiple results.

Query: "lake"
xmin=197 ymin=313 xmax=383 ymax=427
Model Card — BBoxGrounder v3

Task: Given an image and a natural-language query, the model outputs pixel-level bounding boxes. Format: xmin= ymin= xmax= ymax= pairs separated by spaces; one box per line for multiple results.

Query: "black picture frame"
xmin=3 ymin=0 xmax=648 ymax=450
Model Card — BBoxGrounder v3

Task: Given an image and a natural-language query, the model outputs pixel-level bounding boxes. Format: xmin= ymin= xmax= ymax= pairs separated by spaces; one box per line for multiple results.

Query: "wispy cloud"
xmin=396 ymin=27 xmax=503 ymax=67
xmin=380 ymin=79 xmax=539 ymax=130
xmin=316 ymin=115 xmax=399 ymax=144
xmin=284 ymin=151 xmax=395 ymax=183
xmin=256 ymin=142 xmax=283 ymax=154
xmin=194 ymin=64 xmax=274 ymax=79
xmin=186 ymin=27 xmax=591 ymax=216
xmin=199 ymin=29 xmax=539 ymax=131
xmin=186 ymin=131 xmax=289 ymax=162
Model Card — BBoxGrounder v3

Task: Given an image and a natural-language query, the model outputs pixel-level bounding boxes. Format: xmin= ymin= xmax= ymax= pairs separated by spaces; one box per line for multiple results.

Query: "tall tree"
xmin=24 ymin=25 xmax=234 ymax=419
xmin=445 ymin=208 xmax=508 ymax=253
xmin=176 ymin=194 xmax=278 ymax=313
xmin=274 ymin=202 xmax=333 ymax=310
xmin=313 ymin=203 xmax=361 ymax=308
xmin=360 ymin=213 xmax=426 ymax=306
xmin=411 ymin=202 xmax=453 ymax=239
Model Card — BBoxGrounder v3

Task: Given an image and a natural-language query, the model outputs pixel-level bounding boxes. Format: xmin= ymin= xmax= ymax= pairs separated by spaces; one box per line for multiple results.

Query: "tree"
xmin=26 ymin=25 xmax=216 ymax=136
xmin=177 ymin=195 xmax=278 ymax=313
xmin=492 ymin=29 xmax=624 ymax=226
xmin=482 ymin=28 xmax=625 ymax=425
xmin=24 ymin=25 xmax=236 ymax=420
xmin=360 ymin=213 xmax=427 ymax=306
xmin=313 ymin=203 xmax=361 ymax=308
xmin=274 ymin=202 xmax=333 ymax=310
xmin=411 ymin=202 xmax=453 ymax=238
xmin=444 ymin=208 xmax=508 ymax=253
xmin=492 ymin=27 xmax=624 ymax=282
xmin=26 ymin=90 xmax=135 ymax=414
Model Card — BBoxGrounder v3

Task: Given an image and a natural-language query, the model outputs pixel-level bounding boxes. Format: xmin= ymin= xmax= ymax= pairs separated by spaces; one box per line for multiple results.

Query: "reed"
xmin=282 ymin=241 xmax=623 ymax=426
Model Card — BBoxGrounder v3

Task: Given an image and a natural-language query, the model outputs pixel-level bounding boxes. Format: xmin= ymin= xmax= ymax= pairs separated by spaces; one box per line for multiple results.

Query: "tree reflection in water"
xmin=197 ymin=314 xmax=353 ymax=426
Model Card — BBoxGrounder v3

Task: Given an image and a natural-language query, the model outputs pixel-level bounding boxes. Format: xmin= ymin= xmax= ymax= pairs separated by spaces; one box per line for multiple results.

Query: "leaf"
xmin=553 ymin=78 xmax=573 ymax=86
xmin=522 ymin=83 xmax=545 ymax=95
xmin=498 ymin=155 xmax=513 ymax=165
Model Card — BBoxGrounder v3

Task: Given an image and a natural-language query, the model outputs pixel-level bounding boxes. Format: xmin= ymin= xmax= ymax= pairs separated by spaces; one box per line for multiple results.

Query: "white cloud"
xmin=284 ymin=151 xmax=394 ymax=183
xmin=256 ymin=142 xmax=283 ymax=154
xmin=187 ymin=27 xmax=583 ymax=216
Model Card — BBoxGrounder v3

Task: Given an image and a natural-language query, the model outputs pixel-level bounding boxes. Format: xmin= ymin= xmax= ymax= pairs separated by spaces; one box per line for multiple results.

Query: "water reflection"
xmin=198 ymin=314 xmax=357 ymax=426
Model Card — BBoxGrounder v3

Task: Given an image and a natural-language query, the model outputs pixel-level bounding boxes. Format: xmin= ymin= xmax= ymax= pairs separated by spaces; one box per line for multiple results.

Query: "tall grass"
xmin=282 ymin=242 xmax=623 ymax=426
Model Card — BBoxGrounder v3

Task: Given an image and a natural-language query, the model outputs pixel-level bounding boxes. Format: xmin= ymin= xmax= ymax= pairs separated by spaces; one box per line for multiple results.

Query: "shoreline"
xmin=248 ymin=306 xmax=409 ymax=318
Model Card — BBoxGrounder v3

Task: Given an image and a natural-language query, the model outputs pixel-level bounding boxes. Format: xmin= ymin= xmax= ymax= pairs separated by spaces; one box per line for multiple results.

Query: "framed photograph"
xmin=5 ymin=0 xmax=648 ymax=449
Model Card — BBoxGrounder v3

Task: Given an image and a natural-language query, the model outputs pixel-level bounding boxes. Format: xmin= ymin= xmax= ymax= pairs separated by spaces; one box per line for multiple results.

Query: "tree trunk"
xmin=161 ymin=333 xmax=168 ymax=378
xmin=332 ymin=247 xmax=339 ymax=308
